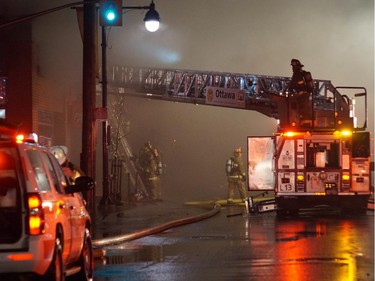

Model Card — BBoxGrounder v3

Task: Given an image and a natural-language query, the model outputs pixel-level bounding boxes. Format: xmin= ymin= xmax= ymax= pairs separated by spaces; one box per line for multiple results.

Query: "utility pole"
xmin=81 ymin=0 xmax=97 ymax=210
xmin=99 ymin=25 xmax=113 ymax=205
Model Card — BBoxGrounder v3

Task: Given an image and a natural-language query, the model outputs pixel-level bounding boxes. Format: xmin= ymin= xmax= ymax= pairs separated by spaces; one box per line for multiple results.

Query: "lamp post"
xmin=99 ymin=0 xmax=160 ymax=205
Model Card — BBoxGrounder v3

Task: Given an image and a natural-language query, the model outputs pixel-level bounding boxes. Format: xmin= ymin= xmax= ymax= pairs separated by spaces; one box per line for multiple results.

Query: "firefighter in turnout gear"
xmin=226 ymin=147 xmax=247 ymax=204
xmin=288 ymin=59 xmax=315 ymax=125
xmin=50 ymin=145 xmax=85 ymax=184
xmin=139 ymin=141 xmax=163 ymax=201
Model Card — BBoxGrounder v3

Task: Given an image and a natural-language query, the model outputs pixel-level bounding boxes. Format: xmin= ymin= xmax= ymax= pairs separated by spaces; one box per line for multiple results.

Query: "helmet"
xmin=233 ymin=147 xmax=242 ymax=155
xmin=144 ymin=141 xmax=152 ymax=149
xmin=291 ymin=59 xmax=304 ymax=67
xmin=50 ymin=145 xmax=68 ymax=165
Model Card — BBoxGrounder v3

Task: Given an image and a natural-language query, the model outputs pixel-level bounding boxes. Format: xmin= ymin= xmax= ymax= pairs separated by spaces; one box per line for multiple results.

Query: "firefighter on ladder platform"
xmin=226 ymin=147 xmax=248 ymax=204
xmin=288 ymin=59 xmax=315 ymax=126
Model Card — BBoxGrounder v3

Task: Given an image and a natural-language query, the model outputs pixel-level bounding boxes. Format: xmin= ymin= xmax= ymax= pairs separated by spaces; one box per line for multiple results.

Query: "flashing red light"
xmin=284 ymin=131 xmax=296 ymax=137
xmin=16 ymin=134 xmax=24 ymax=143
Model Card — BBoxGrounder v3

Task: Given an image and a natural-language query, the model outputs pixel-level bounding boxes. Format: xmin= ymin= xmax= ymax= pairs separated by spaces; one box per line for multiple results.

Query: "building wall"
xmin=0 ymin=23 xmax=33 ymax=132
xmin=32 ymin=43 xmax=66 ymax=147
xmin=0 ymin=23 xmax=68 ymax=148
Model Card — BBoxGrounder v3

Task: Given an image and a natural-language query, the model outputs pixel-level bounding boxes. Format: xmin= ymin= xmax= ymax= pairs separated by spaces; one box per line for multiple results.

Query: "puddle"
xmin=103 ymin=245 xmax=165 ymax=265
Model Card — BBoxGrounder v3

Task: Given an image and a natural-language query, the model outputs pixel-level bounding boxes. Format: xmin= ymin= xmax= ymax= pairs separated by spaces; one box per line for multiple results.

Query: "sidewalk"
xmin=91 ymin=200 xmax=219 ymax=246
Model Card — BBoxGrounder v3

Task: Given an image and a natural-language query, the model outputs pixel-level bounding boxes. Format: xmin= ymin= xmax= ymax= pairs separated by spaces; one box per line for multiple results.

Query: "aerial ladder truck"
xmin=107 ymin=65 xmax=373 ymax=215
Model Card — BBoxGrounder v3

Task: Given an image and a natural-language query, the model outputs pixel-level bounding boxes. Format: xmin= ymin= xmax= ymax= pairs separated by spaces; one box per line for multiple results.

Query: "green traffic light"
xmin=105 ymin=10 xmax=116 ymax=22
xmin=100 ymin=0 xmax=122 ymax=26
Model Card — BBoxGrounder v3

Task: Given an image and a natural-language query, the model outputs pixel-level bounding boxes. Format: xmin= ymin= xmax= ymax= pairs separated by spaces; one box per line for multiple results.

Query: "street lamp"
xmin=99 ymin=0 xmax=160 ymax=205
xmin=144 ymin=1 xmax=160 ymax=32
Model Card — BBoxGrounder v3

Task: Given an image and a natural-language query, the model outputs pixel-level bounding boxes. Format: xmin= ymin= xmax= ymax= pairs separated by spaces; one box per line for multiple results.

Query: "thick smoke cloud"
xmin=2 ymin=0 xmax=373 ymax=201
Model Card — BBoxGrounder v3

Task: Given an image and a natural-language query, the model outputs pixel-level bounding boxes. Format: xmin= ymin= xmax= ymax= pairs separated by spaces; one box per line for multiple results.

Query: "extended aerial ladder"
xmin=107 ymin=65 xmax=364 ymax=133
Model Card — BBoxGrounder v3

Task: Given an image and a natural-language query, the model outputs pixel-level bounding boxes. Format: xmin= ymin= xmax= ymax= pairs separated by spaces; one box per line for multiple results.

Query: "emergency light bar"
xmin=16 ymin=133 xmax=38 ymax=144
xmin=333 ymin=130 xmax=352 ymax=137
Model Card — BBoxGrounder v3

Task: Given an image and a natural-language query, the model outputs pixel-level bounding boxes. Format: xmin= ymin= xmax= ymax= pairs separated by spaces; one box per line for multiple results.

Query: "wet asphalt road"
xmin=93 ymin=206 xmax=374 ymax=281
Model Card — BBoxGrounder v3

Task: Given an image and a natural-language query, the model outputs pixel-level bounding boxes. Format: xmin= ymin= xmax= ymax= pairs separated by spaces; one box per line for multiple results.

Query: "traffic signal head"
xmin=99 ymin=0 xmax=123 ymax=26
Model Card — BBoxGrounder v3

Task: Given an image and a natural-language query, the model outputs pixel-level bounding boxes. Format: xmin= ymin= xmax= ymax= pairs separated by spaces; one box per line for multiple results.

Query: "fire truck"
xmin=106 ymin=65 xmax=373 ymax=215
xmin=247 ymin=85 xmax=371 ymax=216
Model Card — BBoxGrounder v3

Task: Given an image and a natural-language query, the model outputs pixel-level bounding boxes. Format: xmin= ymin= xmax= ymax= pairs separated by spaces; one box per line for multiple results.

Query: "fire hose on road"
xmin=92 ymin=203 xmax=221 ymax=248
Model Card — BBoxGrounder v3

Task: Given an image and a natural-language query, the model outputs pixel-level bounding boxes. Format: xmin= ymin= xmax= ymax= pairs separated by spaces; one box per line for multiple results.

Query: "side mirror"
xmin=65 ymin=176 xmax=95 ymax=194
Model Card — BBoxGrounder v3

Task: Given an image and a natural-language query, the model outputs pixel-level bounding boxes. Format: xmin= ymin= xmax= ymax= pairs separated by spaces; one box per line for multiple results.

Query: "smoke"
xmin=3 ymin=0 xmax=373 ymax=202
xmin=124 ymin=97 xmax=277 ymax=202
xmin=109 ymin=0 xmax=374 ymax=202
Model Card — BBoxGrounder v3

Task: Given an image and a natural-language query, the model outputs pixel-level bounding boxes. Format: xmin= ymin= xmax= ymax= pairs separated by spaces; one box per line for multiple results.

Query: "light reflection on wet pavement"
xmin=94 ymin=206 xmax=374 ymax=281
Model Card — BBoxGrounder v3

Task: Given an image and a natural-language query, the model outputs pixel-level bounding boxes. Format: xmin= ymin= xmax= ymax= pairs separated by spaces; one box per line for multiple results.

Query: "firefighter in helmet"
xmin=138 ymin=141 xmax=163 ymax=201
xmin=50 ymin=145 xmax=85 ymax=184
xmin=226 ymin=147 xmax=247 ymax=204
xmin=138 ymin=141 xmax=153 ymax=170
xmin=288 ymin=59 xmax=315 ymax=124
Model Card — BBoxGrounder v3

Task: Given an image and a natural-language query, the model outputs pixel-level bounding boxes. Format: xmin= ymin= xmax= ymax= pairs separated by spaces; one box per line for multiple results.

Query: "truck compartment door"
xmin=247 ymin=136 xmax=274 ymax=191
